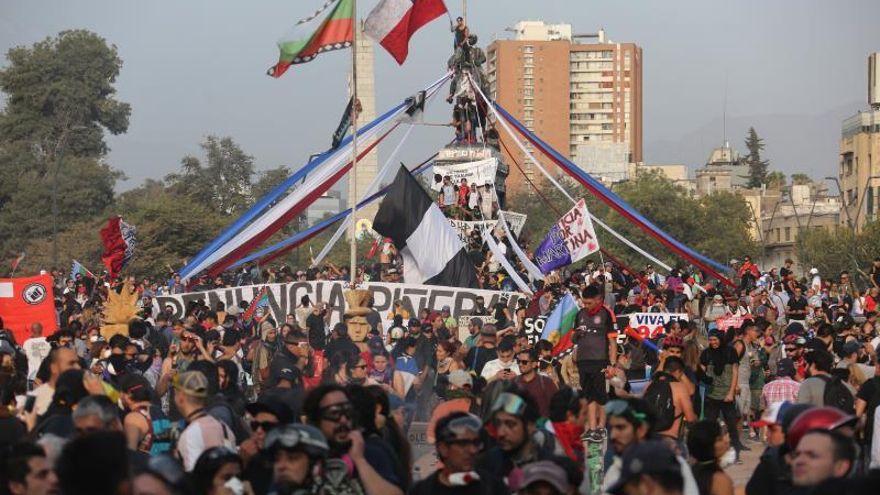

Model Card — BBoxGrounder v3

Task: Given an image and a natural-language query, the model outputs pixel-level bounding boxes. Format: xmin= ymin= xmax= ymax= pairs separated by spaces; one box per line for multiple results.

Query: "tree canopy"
xmin=744 ymin=127 xmax=770 ymax=189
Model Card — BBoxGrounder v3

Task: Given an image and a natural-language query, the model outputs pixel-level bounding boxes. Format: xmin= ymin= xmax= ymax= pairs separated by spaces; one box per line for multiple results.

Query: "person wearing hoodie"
xmin=248 ymin=321 xmax=278 ymax=395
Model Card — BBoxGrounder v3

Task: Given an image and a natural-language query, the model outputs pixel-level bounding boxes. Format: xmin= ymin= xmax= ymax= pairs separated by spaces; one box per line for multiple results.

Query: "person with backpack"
xmin=120 ymin=373 xmax=176 ymax=456
xmin=797 ymin=350 xmax=855 ymax=413
xmin=646 ymin=356 xmax=697 ymax=454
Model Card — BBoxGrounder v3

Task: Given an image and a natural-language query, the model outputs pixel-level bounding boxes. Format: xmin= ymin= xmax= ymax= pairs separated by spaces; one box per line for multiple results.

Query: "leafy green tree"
xmin=253 ymin=166 xmax=292 ymax=201
xmin=744 ymin=127 xmax=769 ymax=188
xmin=0 ymin=30 xmax=129 ymax=264
xmin=166 ymin=136 xmax=255 ymax=216
xmin=791 ymin=173 xmax=811 ymax=186
xmin=766 ymin=171 xmax=787 ymax=190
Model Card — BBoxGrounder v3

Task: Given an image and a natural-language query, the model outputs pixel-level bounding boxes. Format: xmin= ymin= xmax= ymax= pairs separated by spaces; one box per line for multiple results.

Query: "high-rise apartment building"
xmin=486 ymin=21 xmax=642 ymax=195
xmin=837 ymin=53 xmax=880 ymax=232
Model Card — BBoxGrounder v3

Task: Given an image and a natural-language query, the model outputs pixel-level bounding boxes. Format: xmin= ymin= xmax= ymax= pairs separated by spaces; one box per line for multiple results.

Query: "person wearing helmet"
xmin=264 ymin=424 xmax=329 ymax=495
xmin=411 ymin=412 xmax=506 ymax=495
xmin=745 ymin=403 xmax=814 ymax=495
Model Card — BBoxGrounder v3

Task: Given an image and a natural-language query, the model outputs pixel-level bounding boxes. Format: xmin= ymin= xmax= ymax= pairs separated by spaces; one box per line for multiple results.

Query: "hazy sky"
xmin=1 ymin=0 xmax=878 ymax=190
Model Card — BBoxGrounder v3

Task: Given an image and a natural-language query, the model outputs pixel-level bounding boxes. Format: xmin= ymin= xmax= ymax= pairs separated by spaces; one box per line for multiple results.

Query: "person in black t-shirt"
xmin=305 ymin=303 xmax=328 ymax=351
xmin=855 ymin=359 xmax=880 ymax=466
xmin=786 ymin=287 xmax=808 ymax=321
xmin=410 ymin=412 xmax=507 ymax=495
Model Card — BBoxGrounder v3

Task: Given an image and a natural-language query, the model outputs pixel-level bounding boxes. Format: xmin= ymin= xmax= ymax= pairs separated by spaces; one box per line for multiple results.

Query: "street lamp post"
xmin=51 ymin=146 xmax=66 ymax=269
xmin=824 ymin=176 xmax=853 ymax=229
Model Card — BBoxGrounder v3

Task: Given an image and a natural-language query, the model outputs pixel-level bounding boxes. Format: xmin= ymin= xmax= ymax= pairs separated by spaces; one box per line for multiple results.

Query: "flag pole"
xmin=348 ymin=0 xmax=359 ymax=285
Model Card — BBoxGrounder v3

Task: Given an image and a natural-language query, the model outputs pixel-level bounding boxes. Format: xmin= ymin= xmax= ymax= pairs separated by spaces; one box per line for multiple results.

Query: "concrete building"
xmin=306 ymin=190 xmax=344 ymax=225
xmin=487 ymin=21 xmax=642 ymax=195
xmin=836 ymin=53 xmax=880 ymax=232
xmin=695 ymin=142 xmax=750 ymax=195
xmin=759 ymin=184 xmax=839 ymax=273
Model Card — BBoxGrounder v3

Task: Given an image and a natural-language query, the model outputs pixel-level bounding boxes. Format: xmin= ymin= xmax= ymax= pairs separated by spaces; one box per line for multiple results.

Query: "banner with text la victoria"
xmin=155 ymin=281 xmax=526 ymax=333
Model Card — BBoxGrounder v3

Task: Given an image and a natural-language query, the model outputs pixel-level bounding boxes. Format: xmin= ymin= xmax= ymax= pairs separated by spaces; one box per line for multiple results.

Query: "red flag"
xmin=363 ymin=0 xmax=448 ymax=64
xmin=0 ymin=274 xmax=58 ymax=344
xmin=366 ymin=238 xmax=380 ymax=259
xmin=100 ymin=217 xmax=137 ymax=278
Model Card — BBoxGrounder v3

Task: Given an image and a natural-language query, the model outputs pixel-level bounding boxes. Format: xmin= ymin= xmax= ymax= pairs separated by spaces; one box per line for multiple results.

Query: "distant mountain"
xmin=646 ymin=101 xmax=865 ymax=180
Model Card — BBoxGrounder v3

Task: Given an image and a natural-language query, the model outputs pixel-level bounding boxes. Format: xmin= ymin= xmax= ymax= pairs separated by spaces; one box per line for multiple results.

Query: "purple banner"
xmin=533 ymin=224 xmax=572 ymax=274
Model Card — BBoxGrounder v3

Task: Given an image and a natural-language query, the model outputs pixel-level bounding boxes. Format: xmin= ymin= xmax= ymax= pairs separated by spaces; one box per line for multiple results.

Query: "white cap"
xmin=809 ymin=268 xmax=818 ymax=275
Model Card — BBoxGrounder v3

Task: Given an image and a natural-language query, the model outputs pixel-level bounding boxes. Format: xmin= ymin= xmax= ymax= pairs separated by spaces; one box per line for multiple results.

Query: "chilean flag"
xmin=364 ymin=0 xmax=448 ymax=64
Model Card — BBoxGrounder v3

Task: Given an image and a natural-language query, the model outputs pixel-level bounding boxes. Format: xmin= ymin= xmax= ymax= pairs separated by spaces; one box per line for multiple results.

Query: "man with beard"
xmin=264 ymin=424 xmax=331 ymax=495
xmin=5 ymin=442 xmax=59 ymax=495
xmin=248 ymin=321 xmax=278 ymax=395
xmin=476 ymin=390 xmax=559 ymax=480
xmin=411 ymin=412 xmax=507 ymax=495
xmin=269 ymin=330 xmax=311 ymax=391
xmin=699 ymin=329 xmax=746 ymax=461
xmin=303 ymin=384 xmax=404 ymax=495
xmin=156 ymin=328 xmax=201 ymax=420
xmin=602 ymin=398 xmax=699 ymax=495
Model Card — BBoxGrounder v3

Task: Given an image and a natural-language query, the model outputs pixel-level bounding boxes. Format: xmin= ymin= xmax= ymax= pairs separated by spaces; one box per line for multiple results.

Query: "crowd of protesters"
xmin=1 ymin=252 xmax=880 ymax=495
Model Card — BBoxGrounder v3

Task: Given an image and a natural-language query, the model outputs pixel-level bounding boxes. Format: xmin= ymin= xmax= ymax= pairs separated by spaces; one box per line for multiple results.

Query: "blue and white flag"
xmin=533 ymin=199 xmax=599 ymax=274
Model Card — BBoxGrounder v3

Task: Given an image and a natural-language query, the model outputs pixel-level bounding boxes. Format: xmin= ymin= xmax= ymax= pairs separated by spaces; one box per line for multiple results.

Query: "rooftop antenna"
xmin=722 ymin=71 xmax=728 ymax=149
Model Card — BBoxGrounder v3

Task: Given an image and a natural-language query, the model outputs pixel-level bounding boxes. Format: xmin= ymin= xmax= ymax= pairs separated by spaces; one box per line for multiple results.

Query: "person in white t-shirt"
xmin=174 ymin=370 xmax=236 ymax=471
xmin=22 ymin=323 xmax=51 ymax=381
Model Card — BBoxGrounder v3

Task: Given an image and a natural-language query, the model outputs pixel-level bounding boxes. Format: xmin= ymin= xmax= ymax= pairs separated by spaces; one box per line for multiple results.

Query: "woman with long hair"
xmin=366 ymin=384 xmax=413 ymax=489
xmin=190 ymin=447 xmax=253 ymax=495
xmin=216 ymin=359 xmax=247 ymax=417
xmin=686 ymin=420 xmax=734 ymax=495
xmin=368 ymin=351 xmax=404 ymax=398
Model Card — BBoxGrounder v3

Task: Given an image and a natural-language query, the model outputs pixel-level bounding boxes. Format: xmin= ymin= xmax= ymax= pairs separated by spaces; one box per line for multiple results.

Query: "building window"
xmin=784 ymin=227 xmax=791 ymax=242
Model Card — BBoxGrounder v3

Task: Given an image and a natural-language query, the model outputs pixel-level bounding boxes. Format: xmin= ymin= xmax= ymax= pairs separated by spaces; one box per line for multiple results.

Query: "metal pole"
xmin=824 ymin=176 xmax=853 ymax=229
xmin=462 ymin=0 xmax=467 ymax=25
xmin=348 ymin=2 xmax=359 ymax=285
xmin=852 ymin=175 xmax=880 ymax=228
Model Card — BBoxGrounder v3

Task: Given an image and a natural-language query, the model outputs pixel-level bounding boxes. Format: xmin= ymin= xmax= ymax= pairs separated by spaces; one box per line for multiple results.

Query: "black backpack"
xmin=819 ymin=375 xmax=855 ymax=414
xmin=643 ymin=372 xmax=677 ymax=432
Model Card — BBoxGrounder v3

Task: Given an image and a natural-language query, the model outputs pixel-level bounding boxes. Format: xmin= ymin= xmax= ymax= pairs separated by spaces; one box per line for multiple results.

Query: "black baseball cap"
xmin=607 ymin=441 xmax=681 ymax=494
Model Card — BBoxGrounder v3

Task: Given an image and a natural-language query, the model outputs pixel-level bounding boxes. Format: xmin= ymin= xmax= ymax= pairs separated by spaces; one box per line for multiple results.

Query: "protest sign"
xmin=156 ymin=281 xmax=526 ymax=336
xmin=447 ymin=210 xmax=528 ymax=244
xmin=523 ymin=316 xmax=548 ymax=345
xmin=431 ymin=158 xmax=497 ymax=191
xmin=0 ymin=274 xmax=58 ymax=344
xmin=715 ymin=314 xmax=753 ymax=331
xmin=622 ymin=312 xmax=690 ymax=340
xmin=533 ymin=199 xmax=599 ymax=274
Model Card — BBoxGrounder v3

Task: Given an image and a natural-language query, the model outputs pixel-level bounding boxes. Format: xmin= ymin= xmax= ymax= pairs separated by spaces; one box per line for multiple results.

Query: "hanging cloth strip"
xmin=230 ymin=152 xmax=440 ymax=269
xmin=312 ymin=123 xmax=416 ymax=267
xmin=481 ymin=226 xmax=533 ymax=295
xmin=179 ymin=73 xmax=451 ymax=280
xmin=464 ymin=74 xmax=672 ymax=273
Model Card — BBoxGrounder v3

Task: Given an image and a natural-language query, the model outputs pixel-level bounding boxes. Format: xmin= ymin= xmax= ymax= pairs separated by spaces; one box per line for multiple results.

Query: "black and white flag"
xmin=373 ymin=165 xmax=478 ymax=288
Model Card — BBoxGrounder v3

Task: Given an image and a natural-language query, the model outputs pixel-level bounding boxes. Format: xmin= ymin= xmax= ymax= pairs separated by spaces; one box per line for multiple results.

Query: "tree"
xmin=506 ymin=170 xmax=757 ymax=273
xmin=252 ymin=165 xmax=292 ymax=202
xmin=744 ymin=127 xmax=769 ymax=188
xmin=765 ymin=171 xmax=787 ymax=190
xmin=0 ymin=30 xmax=130 ymax=161
xmin=791 ymin=173 xmax=811 ymax=186
xmin=0 ymin=30 xmax=129 ymax=263
xmin=165 ymin=136 xmax=255 ymax=216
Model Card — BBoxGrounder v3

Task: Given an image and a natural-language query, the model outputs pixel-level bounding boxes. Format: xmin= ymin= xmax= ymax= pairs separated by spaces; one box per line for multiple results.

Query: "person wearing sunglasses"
xmin=261 ymin=423 xmax=329 ymax=495
xmin=573 ymin=284 xmax=618 ymax=444
xmin=477 ymin=391 xmax=558 ymax=480
xmin=411 ymin=412 xmax=506 ymax=495
xmin=303 ymin=384 xmax=404 ymax=495
xmin=238 ymin=399 xmax=293 ymax=494
xmin=602 ymin=398 xmax=699 ymax=495
xmin=514 ymin=348 xmax=558 ymax=418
